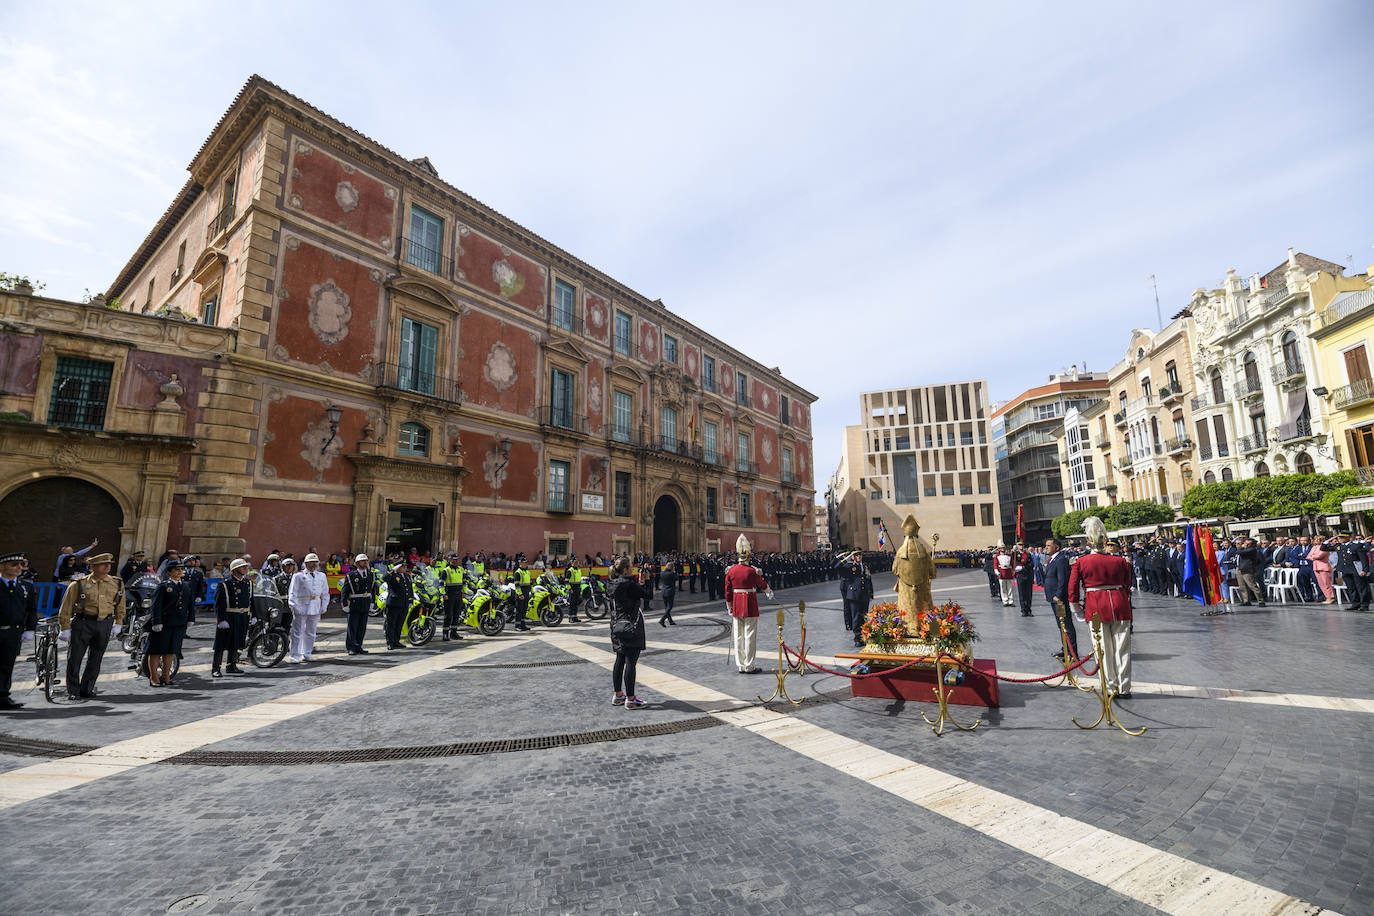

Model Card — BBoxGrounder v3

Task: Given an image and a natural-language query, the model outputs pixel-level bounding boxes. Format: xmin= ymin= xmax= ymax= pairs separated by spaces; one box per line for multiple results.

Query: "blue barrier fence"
xmin=32 ymin=578 xmax=223 ymax=617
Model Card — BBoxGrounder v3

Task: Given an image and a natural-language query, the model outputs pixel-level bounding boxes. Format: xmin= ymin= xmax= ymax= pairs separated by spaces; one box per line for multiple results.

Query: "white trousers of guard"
xmin=999 ymin=579 xmax=1016 ymax=606
xmin=1096 ymin=620 xmax=1132 ymax=694
xmin=290 ymin=614 xmax=319 ymax=659
xmin=732 ymin=616 xmax=758 ymax=671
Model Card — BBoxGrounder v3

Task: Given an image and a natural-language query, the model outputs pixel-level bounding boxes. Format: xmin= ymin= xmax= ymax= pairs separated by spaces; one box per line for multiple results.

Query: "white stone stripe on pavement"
xmin=0 ymin=636 xmax=522 ymax=811
xmin=546 ymin=634 xmax=1337 ymax=916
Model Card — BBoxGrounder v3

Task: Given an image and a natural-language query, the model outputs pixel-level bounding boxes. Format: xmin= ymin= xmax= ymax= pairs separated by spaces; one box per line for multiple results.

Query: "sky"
xmin=3 ymin=1 xmax=1373 ymax=495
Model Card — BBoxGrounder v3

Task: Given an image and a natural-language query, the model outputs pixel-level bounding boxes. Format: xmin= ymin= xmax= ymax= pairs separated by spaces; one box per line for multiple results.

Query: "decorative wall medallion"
xmin=684 ymin=350 xmax=697 ymax=376
xmin=300 ymin=416 xmax=342 ymax=475
xmin=483 ymin=342 xmax=517 ymax=392
xmin=483 ymin=447 xmax=510 ymax=491
xmin=285 ymin=236 xmax=301 ymax=251
xmin=289 ymin=194 xmax=303 ymax=208
xmin=760 ymin=436 xmax=774 ymax=464
xmin=641 ymin=330 xmax=657 ymax=360
xmin=308 ymin=279 xmax=352 ymax=345
xmin=51 ymin=442 xmax=81 ymax=470
xmin=588 ymin=377 xmax=603 ymax=414
xmin=335 ymin=181 xmax=360 ymax=213
xmin=369 ymin=268 xmax=384 ymax=284
xmin=384 ymin=187 xmax=398 ymax=200
xmin=587 ymin=302 xmax=606 ymax=332
xmin=759 ymin=388 xmax=772 ymax=410
xmin=295 ymin=141 xmax=313 ymax=156
xmin=492 ymin=260 xmax=524 ymax=298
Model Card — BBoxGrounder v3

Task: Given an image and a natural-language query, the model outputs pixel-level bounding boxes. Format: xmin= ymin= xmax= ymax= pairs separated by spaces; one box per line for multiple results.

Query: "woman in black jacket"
xmin=609 ymin=557 xmax=653 ymax=709
xmin=658 ymin=561 xmax=678 ymax=627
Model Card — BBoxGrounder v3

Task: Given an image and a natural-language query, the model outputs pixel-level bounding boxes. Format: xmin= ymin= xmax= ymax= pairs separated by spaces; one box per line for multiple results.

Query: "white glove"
xmin=217 ymin=620 xmax=229 ymax=629
xmin=152 ymin=624 xmax=164 ymax=632
xmin=111 ymin=624 xmax=122 ymax=637
xmin=765 ymin=590 xmax=775 ymax=600
xmin=21 ymin=630 xmax=34 ymax=642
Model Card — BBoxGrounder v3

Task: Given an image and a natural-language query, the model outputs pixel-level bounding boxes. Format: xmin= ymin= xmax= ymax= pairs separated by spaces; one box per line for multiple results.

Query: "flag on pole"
xmin=877 ymin=520 xmax=890 ymax=549
xmin=688 ymin=407 xmax=698 ymax=445
xmin=1015 ymin=503 xmax=1025 ymax=543
xmin=1183 ymin=523 xmax=1225 ymax=606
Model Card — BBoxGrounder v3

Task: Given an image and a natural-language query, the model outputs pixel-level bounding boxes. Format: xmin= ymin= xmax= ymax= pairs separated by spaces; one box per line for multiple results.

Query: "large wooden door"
xmin=0 ymin=478 xmax=124 ymax=579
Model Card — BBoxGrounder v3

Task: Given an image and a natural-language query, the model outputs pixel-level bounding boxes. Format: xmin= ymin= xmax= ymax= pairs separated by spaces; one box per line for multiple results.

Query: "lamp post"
xmin=320 ymin=405 xmax=343 ymax=455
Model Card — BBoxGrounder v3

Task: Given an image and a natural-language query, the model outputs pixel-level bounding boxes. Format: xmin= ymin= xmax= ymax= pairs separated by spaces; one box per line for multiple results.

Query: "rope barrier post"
xmin=1047 ymin=599 xmax=1085 ymax=691
xmin=920 ymin=654 xmax=980 ymax=736
xmin=788 ymin=601 xmax=808 ymax=675
xmin=758 ymin=604 xmax=803 ymax=706
xmin=1071 ymin=621 xmax=1145 ymax=736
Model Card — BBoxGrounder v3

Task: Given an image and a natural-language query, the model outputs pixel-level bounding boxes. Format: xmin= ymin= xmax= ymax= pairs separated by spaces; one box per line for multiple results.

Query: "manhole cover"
xmin=167 ymin=894 xmax=210 ymax=912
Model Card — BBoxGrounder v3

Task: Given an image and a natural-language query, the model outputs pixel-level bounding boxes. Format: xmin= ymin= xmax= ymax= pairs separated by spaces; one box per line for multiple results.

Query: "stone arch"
xmin=0 ymin=475 xmax=128 ymax=574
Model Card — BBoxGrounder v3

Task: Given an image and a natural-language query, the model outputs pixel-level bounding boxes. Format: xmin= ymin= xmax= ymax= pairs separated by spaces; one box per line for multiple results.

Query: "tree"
xmin=1105 ymin=500 xmax=1174 ymax=530
xmin=1051 ymin=506 xmax=1109 ymax=540
xmin=0 ymin=272 xmax=45 ymax=293
xmin=1180 ymin=470 xmax=1364 ymax=520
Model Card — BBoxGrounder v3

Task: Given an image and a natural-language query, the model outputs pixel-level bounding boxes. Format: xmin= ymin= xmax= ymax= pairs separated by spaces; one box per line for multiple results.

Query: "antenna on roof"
xmin=1148 ymin=275 xmax=1162 ymax=330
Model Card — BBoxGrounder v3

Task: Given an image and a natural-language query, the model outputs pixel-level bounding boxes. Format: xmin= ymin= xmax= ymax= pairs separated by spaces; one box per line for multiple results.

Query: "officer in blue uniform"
xmin=0 ymin=552 xmax=38 ymax=710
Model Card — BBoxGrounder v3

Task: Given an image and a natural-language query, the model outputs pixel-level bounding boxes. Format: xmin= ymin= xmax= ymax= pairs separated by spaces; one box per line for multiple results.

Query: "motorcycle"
xmin=120 ymin=573 xmax=178 ymax=679
xmin=578 ymin=575 xmax=610 ymax=620
xmin=375 ymin=565 xmax=441 ymax=646
xmin=247 ymin=573 xmax=290 ymax=667
xmin=526 ymin=575 xmax=564 ymax=627
xmin=462 ymin=575 xmax=506 ymax=636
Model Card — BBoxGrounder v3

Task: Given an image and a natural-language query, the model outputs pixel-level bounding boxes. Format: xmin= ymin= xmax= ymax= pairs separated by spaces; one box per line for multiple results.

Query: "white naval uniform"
xmin=288 ymin=569 xmax=329 ymax=660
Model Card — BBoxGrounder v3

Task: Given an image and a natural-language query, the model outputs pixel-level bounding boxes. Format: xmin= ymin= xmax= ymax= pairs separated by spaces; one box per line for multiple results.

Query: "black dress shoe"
xmin=81 ymin=688 xmax=99 ymax=698
xmin=358 ymin=649 xmax=370 ymax=654
xmin=0 ymin=698 xmax=23 ymax=710
xmin=226 ymin=667 xmax=246 ymax=676
xmin=442 ymin=632 xmax=451 ymax=641
xmin=1116 ymin=692 xmax=1133 ymax=699
xmin=66 ymin=693 xmax=83 ymax=702
xmin=212 ymin=669 xmax=223 ymax=678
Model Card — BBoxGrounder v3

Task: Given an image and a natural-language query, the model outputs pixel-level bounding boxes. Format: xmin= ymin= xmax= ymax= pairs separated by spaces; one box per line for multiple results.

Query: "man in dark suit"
xmin=1041 ymin=539 xmax=1078 ymax=659
xmin=982 ymin=549 xmax=999 ymax=598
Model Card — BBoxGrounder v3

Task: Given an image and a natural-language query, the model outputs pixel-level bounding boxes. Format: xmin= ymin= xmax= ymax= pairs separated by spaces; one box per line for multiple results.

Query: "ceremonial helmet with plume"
xmin=1083 ymin=515 xmax=1108 ymax=551
xmin=736 ymin=533 xmax=752 ymax=557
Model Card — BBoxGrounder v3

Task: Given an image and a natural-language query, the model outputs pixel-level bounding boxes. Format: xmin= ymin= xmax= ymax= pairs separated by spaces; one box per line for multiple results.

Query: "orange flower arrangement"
xmin=910 ymin=600 xmax=979 ymax=655
xmin=859 ymin=601 xmax=907 ymax=647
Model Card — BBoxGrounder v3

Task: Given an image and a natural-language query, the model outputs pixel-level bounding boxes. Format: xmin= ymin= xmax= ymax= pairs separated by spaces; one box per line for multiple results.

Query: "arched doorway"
xmin=0 ymin=477 xmax=124 ymax=579
xmin=652 ymin=494 xmax=680 ymax=555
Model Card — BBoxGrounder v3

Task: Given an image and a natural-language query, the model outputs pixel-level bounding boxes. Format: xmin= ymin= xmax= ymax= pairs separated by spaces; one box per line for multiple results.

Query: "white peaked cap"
xmin=736 ymin=534 xmax=752 ymax=555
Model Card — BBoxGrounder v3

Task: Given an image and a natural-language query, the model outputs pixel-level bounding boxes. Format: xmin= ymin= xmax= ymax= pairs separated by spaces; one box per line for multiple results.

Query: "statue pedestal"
xmin=835 ymin=643 xmax=1000 ymax=708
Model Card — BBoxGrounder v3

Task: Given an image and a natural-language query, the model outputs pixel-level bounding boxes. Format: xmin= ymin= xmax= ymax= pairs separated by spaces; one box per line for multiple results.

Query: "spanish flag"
xmin=688 ymin=408 xmax=698 ymax=444
xmin=877 ymin=520 xmax=890 ymax=549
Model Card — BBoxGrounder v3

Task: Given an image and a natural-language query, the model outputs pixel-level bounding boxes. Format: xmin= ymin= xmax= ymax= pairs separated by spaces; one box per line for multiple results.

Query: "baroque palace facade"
xmin=0 ymin=75 xmax=817 ymax=564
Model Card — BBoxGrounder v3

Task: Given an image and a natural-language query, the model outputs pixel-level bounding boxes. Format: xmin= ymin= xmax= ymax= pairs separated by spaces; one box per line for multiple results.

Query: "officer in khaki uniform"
xmin=57 ymin=552 xmax=124 ymax=701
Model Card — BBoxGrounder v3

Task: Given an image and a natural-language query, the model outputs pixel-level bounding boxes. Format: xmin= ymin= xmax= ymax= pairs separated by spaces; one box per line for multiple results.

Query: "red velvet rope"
xmin=779 ymin=643 xmax=1095 ymax=685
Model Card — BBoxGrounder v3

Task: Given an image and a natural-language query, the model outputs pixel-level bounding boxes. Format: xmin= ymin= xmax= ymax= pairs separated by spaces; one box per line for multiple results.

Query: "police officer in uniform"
xmin=565 ymin=559 xmax=583 ymax=623
xmin=212 ymin=558 xmax=253 ymax=677
xmin=182 ymin=554 xmax=206 ymax=625
xmin=383 ymin=557 xmax=413 ymax=649
xmin=341 ymin=553 xmax=377 ymax=654
xmin=147 ymin=560 xmax=193 ymax=687
xmin=57 ymin=552 xmax=124 ymax=701
xmin=119 ymin=550 xmax=147 ymax=586
xmin=438 ymin=553 xmax=465 ymax=641
xmin=0 ymin=552 xmax=38 ymax=710
xmin=836 ymin=552 xmax=871 ymax=647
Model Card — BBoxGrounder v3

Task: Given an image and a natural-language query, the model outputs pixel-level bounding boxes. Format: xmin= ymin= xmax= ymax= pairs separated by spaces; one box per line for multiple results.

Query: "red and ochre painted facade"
xmin=9 ymin=74 xmax=821 ymax=561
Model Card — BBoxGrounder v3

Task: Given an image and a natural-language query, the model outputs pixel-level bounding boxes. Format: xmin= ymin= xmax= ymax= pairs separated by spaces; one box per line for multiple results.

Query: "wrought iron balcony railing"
xmin=400 ymin=236 xmax=452 ymax=278
xmin=1334 ymin=378 xmax=1374 ymax=411
xmin=374 ymin=362 xmax=463 ymax=404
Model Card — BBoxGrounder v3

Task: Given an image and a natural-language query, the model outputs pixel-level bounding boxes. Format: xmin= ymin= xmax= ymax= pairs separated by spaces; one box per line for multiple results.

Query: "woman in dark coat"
xmin=658 ymin=561 xmax=678 ymax=627
xmin=609 ymin=557 xmax=653 ymax=709
xmin=147 ymin=561 xmax=192 ymax=687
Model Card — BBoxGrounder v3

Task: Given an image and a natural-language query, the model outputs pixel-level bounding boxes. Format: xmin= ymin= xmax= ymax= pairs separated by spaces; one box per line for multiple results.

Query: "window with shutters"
xmin=549 ymin=368 xmax=574 ymax=428
xmin=398 ymin=317 xmax=438 ymax=394
xmin=614 ymin=311 xmax=632 ymax=355
xmin=552 ymin=280 xmax=576 ymax=330
xmin=663 ymin=334 xmax=678 ymax=364
xmin=398 ymin=422 xmax=429 ymax=457
xmin=614 ymin=472 xmax=631 ymax=517
xmin=705 ymin=487 xmax=717 ymax=523
xmin=547 ymin=460 xmax=570 ymax=512
xmin=962 ymin=504 xmax=976 ymax=526
xmin=703 ymin=421 xmax=719 ymax=464
xmin=407 ymin=206 xmax=444 ymax=274
xmin=702 ymin=355 xmax=716 ymax=392
xmin=1210 ymin=369 xmax=1225 ymax=403
xmin=47 ymin=357 xmax=114 ymax=430
xmin=1343 ymin=344 xmax=1371 ymax=384
xmin=661 ymin=406 xmax=678 ymax=449
xmin=613 ymin=390 xmax=633 ymax=442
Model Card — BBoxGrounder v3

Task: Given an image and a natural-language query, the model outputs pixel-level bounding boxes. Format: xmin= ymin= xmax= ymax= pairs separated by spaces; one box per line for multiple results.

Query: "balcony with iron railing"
xmin=1157 ymin=384 xmax=1185 ymax=404
xmin=1334 ymin=378 xmax=1374 ymax=411
xmin=1190 ymin=391 xmax=1225 ymax=412
xmin=1280 ymin=417 xmax=1313 ymax=442
xmin=1164 ymin=436 xmax=1193 ymax=455
xmin=1270 ymin=356 xmax=1305 ymax=384
xmin=1226 ymin=309 xmax=1253 ymax=333
xmin=1316 ymin=288 xmax=1374 ymax=329
xmin=736 ymin=392 xmax=753 ymax=409
xmin=607 ymin=425 xmax=642 ymax=447
xmin=781 ymin=469 xmax=799 ymax=486
xmin=540 ymin=405 xmax=590 ymax=435
xmin=1007 ymin=431 xmax=1058 ymax=453
xmin=374 ymin=362 xmax=463 ymax=404
xmin=1095 ymin=435 xmax=1112 ymax=450
xmin=1237 ymin=432 xmax=1268 ymax=455
xmin=1355 ymin=466 xmax=1374 ymax=486
xmin=1116 ymin=455 xmax=1134 ymax=471
xmin=546 ymin=485 xmax=572 ymax=514
xmin=206 ymin=202 xmax=235 ymax=242
xmin=1113 ymin=410 xmax=1127 ymax=427
xmin=1234 ymin=377 xmax=1264 ymax=401
xmin=547 ymin=307 xmax=585 ymax=337
xmin=736 ymin=457 xmax=760 ymax=476
xmin=650 ymin=435 xmax=704 ymax=461
xmin=399 ymin=236 xmax=452 ymax=278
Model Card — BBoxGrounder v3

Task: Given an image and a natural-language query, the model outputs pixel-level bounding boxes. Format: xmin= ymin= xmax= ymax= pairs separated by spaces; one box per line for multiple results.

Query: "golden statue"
xmin=892 ymin=514 xmax=936 ymax=635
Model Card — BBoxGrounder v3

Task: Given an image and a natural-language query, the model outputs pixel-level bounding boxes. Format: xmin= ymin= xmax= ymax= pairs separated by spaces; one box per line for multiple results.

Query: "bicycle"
xmin=32 ymin=616 xmax=61 ymax=703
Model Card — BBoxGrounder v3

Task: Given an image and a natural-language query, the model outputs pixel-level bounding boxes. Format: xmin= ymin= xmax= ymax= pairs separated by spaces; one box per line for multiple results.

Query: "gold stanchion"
xmin=1072 ymin=622 xmax=1145 ymax=736
xmin=920 ymin=656 xmax=981 ymax=736
xmin=1046 ymin=599 xmax=1088 ymax=691
xmin=758 ymin=604 xmax=804 ymax=705
xmin=788 ymin=601 xmax=808 ymax=675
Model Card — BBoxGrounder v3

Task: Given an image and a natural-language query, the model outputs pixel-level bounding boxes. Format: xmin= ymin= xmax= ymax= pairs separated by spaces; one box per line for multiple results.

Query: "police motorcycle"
xmin=461 ymin=574 xmax=506 ymax=636
xmin=120 ymin=572 xmax=177 ymax=678
xmin=526 ymin=573 xmax=565 ymax=627
xmin=578 ymin=574 xmax=610 ymax=620
xmin=246 ymin=572 xmax=290 ymax=668
xmin=375 ymin=563 xmax=442 ymax=646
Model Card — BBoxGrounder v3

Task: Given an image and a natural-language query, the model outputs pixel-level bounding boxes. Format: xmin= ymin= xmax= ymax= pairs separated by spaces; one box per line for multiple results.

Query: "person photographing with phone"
xmin=608 ymin=557 xmax=653 ymax=709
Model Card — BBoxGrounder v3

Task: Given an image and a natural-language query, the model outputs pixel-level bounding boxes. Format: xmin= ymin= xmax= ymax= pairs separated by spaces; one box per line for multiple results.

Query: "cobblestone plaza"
xmin=0 ymin=569 xmax=1368 ymax=914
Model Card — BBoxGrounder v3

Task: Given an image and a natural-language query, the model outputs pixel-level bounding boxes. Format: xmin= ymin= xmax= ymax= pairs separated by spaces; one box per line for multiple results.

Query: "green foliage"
xmin=1105 ymin=499 xmax=1175 ymax=530
xmin=0 ymin=411 xmax=31 ymax=423
xmin=0 ymin=272 xmax=45 ymax=293
xmin=1051 ymin=506 xmax=1109 ymax=539
xmin=1180 ymin=470 xmax=1364 ymax=520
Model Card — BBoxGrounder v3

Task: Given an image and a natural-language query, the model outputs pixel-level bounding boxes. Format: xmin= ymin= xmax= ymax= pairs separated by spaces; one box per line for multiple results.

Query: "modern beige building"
xmin=1101 ymin=318 xmax=1199 ymax=508
xmin=828 ymin=381 xmax=1000 ymax=550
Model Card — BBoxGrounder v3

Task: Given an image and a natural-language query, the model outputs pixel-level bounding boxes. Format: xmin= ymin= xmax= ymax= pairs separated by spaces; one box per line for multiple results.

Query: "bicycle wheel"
xmin=407 ymin=612 xmax=436 ymax=646
xmin=249 ymin=631 xmax=288 ymax=668
xmin=43 ymin=639 xmax=58 ymax=703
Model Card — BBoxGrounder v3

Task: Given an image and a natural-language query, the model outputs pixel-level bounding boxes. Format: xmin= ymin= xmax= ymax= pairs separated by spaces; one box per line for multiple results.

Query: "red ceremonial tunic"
xmin=995 ymin=550 xmax=1017 ymax=580
xmin=1067 ymin=551 xmax=1134 ymax=622
xmin=724 ymin=563 xmax=768 ymax=618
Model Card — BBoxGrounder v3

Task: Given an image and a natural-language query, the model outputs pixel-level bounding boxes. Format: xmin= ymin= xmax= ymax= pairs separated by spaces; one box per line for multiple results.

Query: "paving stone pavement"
xmin=0 ymin=568 xmax=1368 ymax=914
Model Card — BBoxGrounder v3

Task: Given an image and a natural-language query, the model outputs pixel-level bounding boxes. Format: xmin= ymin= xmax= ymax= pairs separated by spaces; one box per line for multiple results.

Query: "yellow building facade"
xmin=1308 ymin=264 xmax=1374 ymax=481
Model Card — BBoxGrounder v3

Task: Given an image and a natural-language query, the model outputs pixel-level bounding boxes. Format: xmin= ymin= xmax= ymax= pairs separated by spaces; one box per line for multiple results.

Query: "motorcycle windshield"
xmin=415 ymin=568 xmax=443 ymax=603
xmin=254 ymin=575 xmax=281 ymax=598
xmin=130 ymin=574 xmax=160 ymax=601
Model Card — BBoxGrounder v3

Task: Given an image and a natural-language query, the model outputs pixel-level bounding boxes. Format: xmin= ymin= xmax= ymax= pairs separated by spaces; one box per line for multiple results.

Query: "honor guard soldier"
xmin=383 ymin=556 xmax=413 ymax=650
xmin=119 ymin=551 xmax=147 ymax=586
xmin=1068 ymin=518 xmax=1135 ymax=698
xmin=212 ymin=558 xmax=253 ymax=677
xmin=341 ymin=554 xmax=378 ymax=654
xmin=724 ymin=535 xmax=772 ymax=674
xmin=0 ymin=552 xmax=39 ymax=710
xmin=147 ymin=560 xmax=192 ymax=687
xmin=57 ymin=552 xmax=124 ymax=701
xmin=438 ymin=553 xmax=465 ymax=641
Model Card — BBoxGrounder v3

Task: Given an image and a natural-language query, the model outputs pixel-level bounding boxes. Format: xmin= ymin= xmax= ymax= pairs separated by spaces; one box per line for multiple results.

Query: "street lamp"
xmin=321 ymin=405 xmax=343 ymax=455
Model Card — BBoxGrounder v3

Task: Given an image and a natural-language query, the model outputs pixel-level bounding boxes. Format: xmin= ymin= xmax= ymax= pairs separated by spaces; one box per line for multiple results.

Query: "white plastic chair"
xmin=1268 ymin=568 xmax=1300 ymax=604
